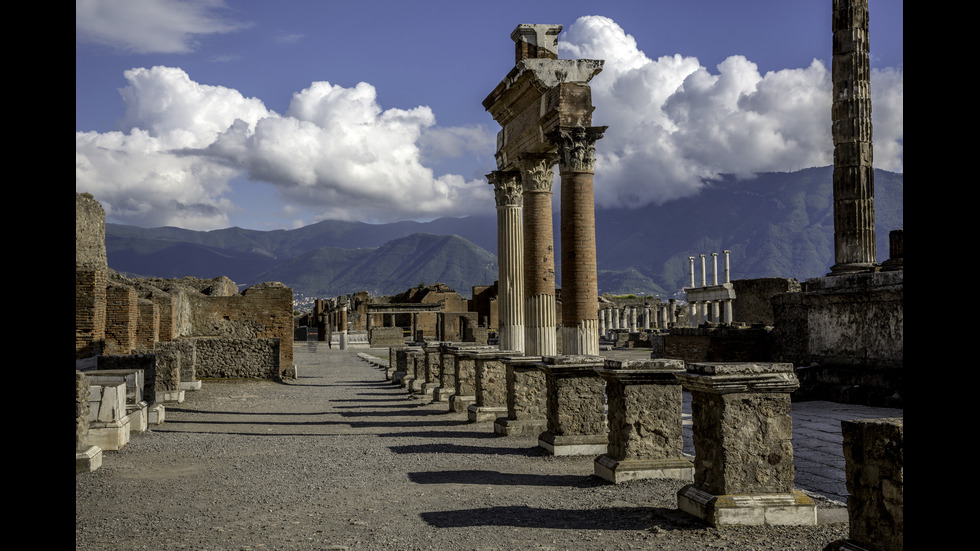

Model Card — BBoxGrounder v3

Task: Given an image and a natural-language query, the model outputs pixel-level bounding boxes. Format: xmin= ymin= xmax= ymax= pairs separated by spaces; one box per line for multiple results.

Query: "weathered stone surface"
xmin=842 ymin=417 xmax=903 ymax=551
xmin=76 ymin=371 xmax=90 ymax=452
xmin=599 ymin=360 xmax=685 ymax=461
xmin=540 ymin=358 xmax=606 ymax=437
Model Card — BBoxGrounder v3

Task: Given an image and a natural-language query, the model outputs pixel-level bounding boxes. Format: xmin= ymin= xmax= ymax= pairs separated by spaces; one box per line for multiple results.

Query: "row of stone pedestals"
xmin=378 ymin=344 xmax=901 ymax=538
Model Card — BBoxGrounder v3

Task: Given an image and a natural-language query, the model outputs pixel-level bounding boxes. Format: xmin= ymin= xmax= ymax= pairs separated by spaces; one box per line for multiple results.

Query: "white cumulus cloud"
xmin=559 ymin=16 xmax=904 ymax=209
xmin=75 ymin=66 xmax=492 ymax=229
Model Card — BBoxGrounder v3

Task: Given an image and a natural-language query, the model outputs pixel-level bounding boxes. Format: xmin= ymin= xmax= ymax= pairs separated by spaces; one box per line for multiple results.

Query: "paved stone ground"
xmin=76 ymin=344 xmax=901 ymax=550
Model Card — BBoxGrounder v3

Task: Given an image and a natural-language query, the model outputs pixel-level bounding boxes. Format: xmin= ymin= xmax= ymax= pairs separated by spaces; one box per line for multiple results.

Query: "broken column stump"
xmin=468 ymin=350 xmax=523 ymax=423
xmin=676 ymin=362 xmax=816 ymax=526
xmin=494 ymin=356 xmax=546 ymax=436
xmin=824 ymin=417 xmax=904 ymax=551
xmin=594 ymin=358 xmax=692 ymax=483
xmin=537 ymin=355 xmax=607 ymax=455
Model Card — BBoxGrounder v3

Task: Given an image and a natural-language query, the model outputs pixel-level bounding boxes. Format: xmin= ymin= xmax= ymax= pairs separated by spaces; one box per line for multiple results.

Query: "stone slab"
xmin=87 ymin=417 xmax=131 ymax=451
xmin=156 ymin=389 xmax=185 ymax=403
xmin=594 ymin=455 xmax=694 ymax=484
xmin=76 ymin=446 xmax=102 ymax=473
xmin=449 ymin=394 xmax=475 ymax=413
xmin=148 ymin=403 xmax=165 ymax=425
xmin=538 ymin=431 xmax=607 ymax=456
xmin=677 ymin=485 xmax=817 ymax=526
xmin=126 ymin=401 xmax=149 ymax=434
xmin=494 ymin=417 xmax=548 ymax=437
xmin=180 ymin=380 xmax=202 ymax=391
xmin=467 ymin=405 xmax=506 ymax=423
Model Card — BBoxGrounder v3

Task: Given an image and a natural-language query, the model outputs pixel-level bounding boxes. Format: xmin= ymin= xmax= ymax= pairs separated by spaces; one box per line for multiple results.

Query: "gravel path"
xmin=76 ymin=344 xmax=848 ymax=550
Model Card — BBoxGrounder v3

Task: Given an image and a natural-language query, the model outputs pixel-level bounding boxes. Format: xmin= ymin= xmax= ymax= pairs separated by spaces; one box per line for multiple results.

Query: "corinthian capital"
xmin=547 ymin=126 xmax=607 ymax=173
xmin=515 ymin=153 xmax=558 ymax=193
xmin=487 ymin=170 xmax=523 ymax=207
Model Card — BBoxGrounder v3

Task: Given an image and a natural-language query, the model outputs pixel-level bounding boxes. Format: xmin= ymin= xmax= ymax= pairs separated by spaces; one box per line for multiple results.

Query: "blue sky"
xmin=76 ymin=0 xmax=903 ymax=231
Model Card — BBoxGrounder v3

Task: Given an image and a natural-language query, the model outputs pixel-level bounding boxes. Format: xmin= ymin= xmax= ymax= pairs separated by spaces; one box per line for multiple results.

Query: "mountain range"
xmin=105 ymin=166 xmax=903 ymax=300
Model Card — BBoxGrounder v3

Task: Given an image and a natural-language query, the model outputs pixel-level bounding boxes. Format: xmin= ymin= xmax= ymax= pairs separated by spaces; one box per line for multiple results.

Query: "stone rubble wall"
xmin=192 ymin=337 xmax=281 ymax=379
xmin=660 ymin=327 xmax=772 ymax=363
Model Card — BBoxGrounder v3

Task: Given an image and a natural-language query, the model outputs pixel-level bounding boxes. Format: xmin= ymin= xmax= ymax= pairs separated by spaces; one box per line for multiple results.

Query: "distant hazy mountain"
xmin=105 ymin=166 xmax=903 ymax=299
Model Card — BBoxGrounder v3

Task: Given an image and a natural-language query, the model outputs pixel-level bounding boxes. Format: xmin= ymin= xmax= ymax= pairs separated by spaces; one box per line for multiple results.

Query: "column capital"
xmin=487 ymin=170 xmax=523 ymax=207
xmin=516 ymin=153 xmax=558 ymax=193
xmin=547 ymin=126 xmax=607 ymax=173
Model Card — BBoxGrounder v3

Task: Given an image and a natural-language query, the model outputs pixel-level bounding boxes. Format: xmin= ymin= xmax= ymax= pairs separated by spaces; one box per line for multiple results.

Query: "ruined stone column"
xmin=830 ymin=0 xmax=876 ymax=273
xmin=642 ymin=307 xmax=650 ymax=330
xmin=598 ymin=313 xmax=606 ymax=340
xmin=338 ymin=304 xmax=348 ymax=350
xmin=612 ymin=307 xmax=620 ymax=330
xmin=669 ymin=299 xmax=677 ymax=325
xmin=518 ymin=154 xmax=558 ymax=356
xmin=688 ymin=256 xmax=696 ymax=288
xmin=723 ymin=250 xmax=731 ymax=283
xmin=676 ymin=362 xmax=816 ymax=526
xmin=549 ymin=126 xmax=605 ymax=356
xmin=629 ymin=306 xmax=637 ymax=332
xmin=489 ymin=170 xmax=526 ymax=353
xmin=594 ymin=359 xmax=692 ymax=483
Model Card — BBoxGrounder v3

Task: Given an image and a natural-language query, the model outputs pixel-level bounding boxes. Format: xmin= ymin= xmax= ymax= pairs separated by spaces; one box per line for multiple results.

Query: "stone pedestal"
xmin=445 ymin=344 xmax=495 ymax=410
xmin=494 ymin=356 xmax=546 ymax=436
xmin=537 ymin=355 xmax=607 ymax=455
xmin=467 ymin=350 xmax=522 ymax=423
xmin=826 ymin=417 xmax=904 ymax=551
xmin=594 ymin=359 xmax=692 ymax=483
xmin=675 ymin=362 xmax=816 ymax=526
xmin=419 ymin=342 xmax=445 ymax=399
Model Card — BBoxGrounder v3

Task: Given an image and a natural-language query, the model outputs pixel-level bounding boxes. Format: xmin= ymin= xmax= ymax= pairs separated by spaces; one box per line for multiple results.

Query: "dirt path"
xmin=76 ymin=345 xmax=848 ymax=550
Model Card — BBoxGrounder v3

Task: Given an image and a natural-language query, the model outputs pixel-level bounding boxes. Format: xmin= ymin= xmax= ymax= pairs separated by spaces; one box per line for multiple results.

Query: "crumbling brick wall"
xmin=185 ymin=282 xmax=294 ymax=378
xmin=104 ymin=283 xmax=138 ymax=356
xmin=76 ymin=267 xmax=107 ymax=358
xmin=135 ymin=298 xmax=159 ymax=350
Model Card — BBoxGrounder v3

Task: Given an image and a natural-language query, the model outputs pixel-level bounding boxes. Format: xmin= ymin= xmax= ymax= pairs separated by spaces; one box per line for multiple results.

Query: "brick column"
xmin=549 ymin=126 xmax=605 ymax=356
xmin=489 ymin=170 xmax=526 ymax=353
xmin=518 ymin=154 xmax=558 ymax=356
xmin=831 ymin=0 xmax=876 ymax=273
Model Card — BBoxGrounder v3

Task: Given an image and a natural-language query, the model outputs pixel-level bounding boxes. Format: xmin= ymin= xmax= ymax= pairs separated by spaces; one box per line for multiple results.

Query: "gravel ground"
xmin=76 ymin=345 xmax=848 ymax=550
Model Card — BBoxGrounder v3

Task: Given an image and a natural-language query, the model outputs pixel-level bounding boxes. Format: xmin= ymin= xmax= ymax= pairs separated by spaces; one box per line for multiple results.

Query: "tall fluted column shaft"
xmin=831 ymin=0 xmax=876 ymax=271
xmin=489 ymin=171 xmax=525 ymax=353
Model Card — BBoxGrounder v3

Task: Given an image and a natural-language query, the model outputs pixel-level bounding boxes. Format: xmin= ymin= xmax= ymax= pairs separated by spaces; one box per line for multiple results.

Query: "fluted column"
xmin=831 ymin=0 xmax=876 ymax=273
xmin=488 ymin=171 xmax=525 ymax=353
xmin=339 ymin=304 xmax=348 ymax=350
xmin=517 ymin=154 xmax=558 ymax=356
xmin=550 ymin=126 xmax=605 ymax=356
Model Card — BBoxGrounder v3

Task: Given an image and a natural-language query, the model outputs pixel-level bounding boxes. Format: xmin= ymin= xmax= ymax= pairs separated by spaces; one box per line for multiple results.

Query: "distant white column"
xmin=712 ymin=252 xmax=719 ymax=286
xmin=724 ymin=250 xmax=731 ymax=284
xmin=699 ymin=254 xmax=707 ymax=287
xmin=689 ymin=256 xmax=696 ymax=288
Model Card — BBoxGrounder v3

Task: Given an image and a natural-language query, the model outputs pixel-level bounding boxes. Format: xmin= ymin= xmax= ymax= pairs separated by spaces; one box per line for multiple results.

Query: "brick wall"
xmin=661 ymin=327 xmax=773 ymax=363
xmin=731 ymin=278 xmax=801 ymax=326
xmin=104 ymin=284 xmax=138 ymax=356
xmin=135 ymin=298 xmax=159 ymax=351
xmin=76 ymin=267 xmax=106 ymax=358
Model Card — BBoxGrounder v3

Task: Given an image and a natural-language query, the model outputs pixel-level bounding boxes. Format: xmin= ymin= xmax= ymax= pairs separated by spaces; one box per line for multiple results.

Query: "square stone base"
xmin=468 ymin=405 xmax=506 ymax=423
xmin=594 ymin=455 xmax=694 ymax=484
xmin=76 ymin=446 xmax=102 ymax=473
xmin=393 ymin=372 xmax=407 ymax=386
xmin=419 ymin=383 xmax=436 ymax=398
xmin=179 ymin=380 xmax=202 ymax=391
xmin=677 ymin=485 xmax=817 ymax=526
xmin=538 ymin=431 xmax=607 ymax=456
xmin=450 ymin=395 xmax=475 ymax=413
xmin=148 ymin=404 xmax=166 ymax=425
xmin=156 ymin=389 xmax=185 ymax=404
xmin=87 ymin=417 xmax=131 ymax=451
xmin=126 ymin=401 xmax=149 ymax=434
xmin=494 ymin=417 xmax=547 ymax=436
xmin=432 ymin=385 xmax=451 ymax=402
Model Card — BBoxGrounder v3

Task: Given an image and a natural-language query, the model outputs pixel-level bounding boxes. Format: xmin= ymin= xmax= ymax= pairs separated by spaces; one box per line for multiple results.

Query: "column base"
xmin=467 ymin=405 xmax=506 ymax=423
xmin=494 ymin=417 xmax=547 ymax=436
xmin=87 ymin=417 xmax=131 ymax=451
xmin=179 ymin=380 xmax=202 ymax=391
xmin=677 ymin=485 xmax=817 ymax=526
xmin=148 ymin=403 xmax=165 ymax=425
xmin=449 ymin=394 xmax=475 ymax=413
xmin=433 ymin=386 xmax=451 ymax=402
xmin=76 ymin=446 xmax=102 ymax=473
xmin=538 ymin=431 xmax=607 ymax=456
xmin=393 ymin=372 xmax=408 ymax=386
xmin=126 ymin=401 xmax=149 ymax=434
xmin=419 ymin=383 xmax=437 ymax=399
xmin=156 ymin=389 xmax=185 ymax=404
xmin=593 ymin=455 xmax=694 ymax=484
